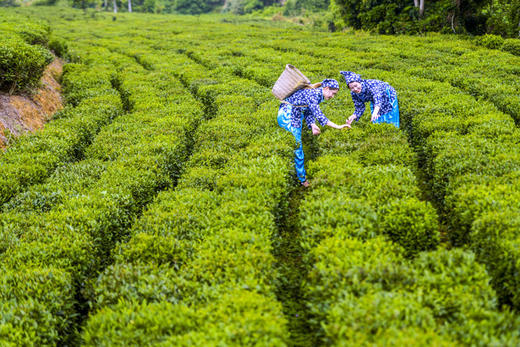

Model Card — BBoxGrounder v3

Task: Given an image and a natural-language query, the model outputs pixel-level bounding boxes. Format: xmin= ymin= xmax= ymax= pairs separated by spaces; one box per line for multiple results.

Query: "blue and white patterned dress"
xmin=284 ymin=88 xmax=329 ymax=129
xmin=351 ymin=79 xmax=399 ymax=128
xmin=277 ymin=87 xmax=329 ymax=182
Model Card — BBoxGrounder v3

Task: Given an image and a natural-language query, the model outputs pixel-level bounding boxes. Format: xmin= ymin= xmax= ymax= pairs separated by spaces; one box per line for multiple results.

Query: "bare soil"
xmin=0 ymin=57 xmax=64 ymax=148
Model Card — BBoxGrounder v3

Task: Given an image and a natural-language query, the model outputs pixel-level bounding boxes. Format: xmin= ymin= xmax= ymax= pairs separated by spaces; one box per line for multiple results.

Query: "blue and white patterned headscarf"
xmin=322 ymin=79 xmax=339 ymax=89
xmin=340 ymin=71 xmax=362 ymax=85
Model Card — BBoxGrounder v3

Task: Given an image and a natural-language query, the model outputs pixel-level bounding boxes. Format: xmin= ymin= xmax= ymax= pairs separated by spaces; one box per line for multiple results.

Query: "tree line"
xmin=0 ymin=0 xmax=518 ymax=37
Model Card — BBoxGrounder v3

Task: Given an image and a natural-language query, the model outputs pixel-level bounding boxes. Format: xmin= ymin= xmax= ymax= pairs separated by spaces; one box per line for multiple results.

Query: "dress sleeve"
xmin=302 ymin=91 xmax=329 ymax=128
xmin=303 ymin=102 xmax=329 ymax=128
xmin=352 ymin=94 xmax=366 ymax=120
xmin=310 ymin=103 xmax=329 ymax=126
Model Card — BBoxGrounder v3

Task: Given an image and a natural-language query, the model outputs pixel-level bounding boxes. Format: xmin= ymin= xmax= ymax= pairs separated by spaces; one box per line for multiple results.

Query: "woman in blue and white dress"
xmin=277 ymin=79 xmax=349 ymax=187
xmin=340 ymin=71 xmax=400 ymax=128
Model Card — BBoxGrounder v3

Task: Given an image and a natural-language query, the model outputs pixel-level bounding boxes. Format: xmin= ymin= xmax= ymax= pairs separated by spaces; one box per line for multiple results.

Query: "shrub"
xmin=11 ymin=22 xmax=51 ymax=46
xmin=0 ymin=266 xmax=76 ymax=346
xmin=84 ymin=290 xmax=287 ymax=346
xmin=48 ymin=36 xmax=68 ymax=58
xmin=299 ymin=193 xmax=379 ymax=251
xmin=0 ymin=37 xmax=52 ymax=93
xmin=471 ymin=211 xmax=520 ymax=309
xmin=323 ymin=291 xmax=449 ymax=345
xmin=501 ymin=38 xmax=520 ymax=56
xmin=476 ymin=34 xmax=504 ymax=49
xmin=379 ymin=198 xmax=440 ymax=258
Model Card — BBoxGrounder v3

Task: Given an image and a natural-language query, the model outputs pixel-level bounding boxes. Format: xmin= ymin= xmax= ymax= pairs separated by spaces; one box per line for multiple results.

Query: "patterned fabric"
xmin=277 ymin=104 xmax=306 ymax=182
xmin=350 ymin=80 xmax=398 ymax=120
xmin=283 ymin=88 xmax=329 ymax=129
xmin=340 ymin=71 xmax=362 ymax=85
xmin=370 ymin=88 xmax=400 ymax=128
xmin=322 ymin=78 xmax=339 ymax=89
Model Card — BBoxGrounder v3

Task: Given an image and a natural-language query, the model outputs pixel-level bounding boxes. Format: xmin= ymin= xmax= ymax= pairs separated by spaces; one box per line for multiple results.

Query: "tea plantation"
xmin=1 ymin=7 xmax=520 ymax=346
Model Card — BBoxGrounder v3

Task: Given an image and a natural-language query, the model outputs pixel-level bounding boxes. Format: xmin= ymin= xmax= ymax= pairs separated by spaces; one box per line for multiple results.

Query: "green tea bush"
xmin=323 ymin=291 xmax=449 ymax=346
xmin=48 ymin=36 xmax=68 ymax=58
xmin=502 ymin=38 xmax=520 ymax=56
xmin=476 ymin=34 xmax=505 ymax=49
xmin=84 ymin=290 xmax=287 ymax=346
xmin=0 ymin=267 xmax=76 ymax=346
xmin=0 ymin=37 xmax=52 ymax=93
xmin=299 ymin=192 xmax=379 ymax=251
xmin=0 ymin=94 xmax=122 ymax=205
xmin=306 ymin=234 xmax=520 ymax=345
xmin=10 ymin=22 xmax=51 ymax=46
xmin=471 ymin=211 xmax=520 ymax=308
xmin=379 ymin=198 xmax=440 ymax=258
xmin=3 ymin=159 xmax=107 ymax=214
xmin=446 ymin=181 xmax=520 ymax=245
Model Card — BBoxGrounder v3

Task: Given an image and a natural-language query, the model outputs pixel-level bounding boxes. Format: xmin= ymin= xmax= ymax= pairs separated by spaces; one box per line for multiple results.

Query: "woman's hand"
xmin=346 ymin=114 xmax=357 ymax=126
xmin=371 ymin=105 xmax=381 ymax=122
xmin=326 ymin=121 xmax=351 ymax=130
xmin=311 ymin=123 xmax=321 ymax=135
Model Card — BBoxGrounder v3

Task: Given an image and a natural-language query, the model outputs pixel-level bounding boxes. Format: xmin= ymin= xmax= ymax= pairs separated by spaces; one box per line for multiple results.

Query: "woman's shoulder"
xmin=294 ymin=88 xmax=320 ymax=100
xmin=365 ymin=79 xmax=389 ymax=88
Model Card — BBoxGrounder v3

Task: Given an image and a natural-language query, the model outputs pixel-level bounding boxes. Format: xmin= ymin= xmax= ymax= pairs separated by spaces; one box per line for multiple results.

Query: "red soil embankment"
xmin=0 ymin=57 xmax=64 ymax=148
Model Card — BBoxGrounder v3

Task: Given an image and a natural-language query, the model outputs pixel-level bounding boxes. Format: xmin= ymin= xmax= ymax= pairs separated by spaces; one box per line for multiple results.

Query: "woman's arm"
xmin=346 ymin=114 xmax=357 ymax=126
xmin=370 ymin=81 xmax=387 ymax=121
xmin=346 ymin=94 xmax=365 ymax=126
xmin=371 ymin=105 xmax=381 ymax=122
xmin=326 ymin=120 xmax=350 ymax=129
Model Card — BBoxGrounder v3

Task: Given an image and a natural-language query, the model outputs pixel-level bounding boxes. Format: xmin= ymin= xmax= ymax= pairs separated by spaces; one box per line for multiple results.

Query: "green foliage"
xmin=379 ymin=198 xmax=440 ymax=258
xmin=502 ymin=38 xmax=520 ymax=56
xmin=173 ymin=0 xmax=211 ymax=14
xmin=485 ymin=0 xmax=520 ymax=38
xmin=283 ymin=0 xmax=329 ymax=16
xmin=331 ymin=0 xmax=419 ymax=34
xmin=0 ymin=0 xmax=18 ymax=7
xmin=0 ymin=37 xmax=52 ymax=93
xmin=331 ymin=0 xmax=511 ymax=35
xmin=13 ymin=22 xmax=51 ymax=45
xmin=471 ymin=211 xmax=520 ymax=308
xmin=48 ymin=36 xmax=68 ymax=58
xmin=0 ymin=267 xmax=76 ymax=346
xmin=83 ymin=291 xmax=287 ymax=346
xmin=0 ymin=18 xmax=53 ymax=92
xmin=476 ymin=33 xmax=505 ymax=49
xmin=1 ymin=7 xmax=520 ymax=346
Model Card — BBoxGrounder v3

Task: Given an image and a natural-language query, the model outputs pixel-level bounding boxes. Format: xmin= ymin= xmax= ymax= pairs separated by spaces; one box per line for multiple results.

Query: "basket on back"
xmin=272 ymin=64 xmax=311 ymax=100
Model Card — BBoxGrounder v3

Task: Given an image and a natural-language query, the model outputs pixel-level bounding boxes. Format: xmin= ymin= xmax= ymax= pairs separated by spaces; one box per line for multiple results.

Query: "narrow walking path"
xmin=273 ymin=131 xmax=321 ymax=346
xmin=273 ymin=185 xmax=315 ymax=347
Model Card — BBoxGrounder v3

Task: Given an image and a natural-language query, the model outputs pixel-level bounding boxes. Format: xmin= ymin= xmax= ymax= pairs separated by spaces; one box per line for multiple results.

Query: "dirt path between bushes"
xmin=0 ymin=57 xmax=64 ymax=148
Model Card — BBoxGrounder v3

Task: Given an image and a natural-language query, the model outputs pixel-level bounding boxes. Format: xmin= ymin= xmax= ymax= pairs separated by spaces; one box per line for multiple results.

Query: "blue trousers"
xmin=370 ymin=88 xmax=400 ymax=128
xmin=278 ymin=104 xmax=306 ymax=182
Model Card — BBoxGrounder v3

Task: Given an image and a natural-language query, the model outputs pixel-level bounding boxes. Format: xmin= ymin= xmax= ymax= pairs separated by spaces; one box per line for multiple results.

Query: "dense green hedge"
xmin=81 ymin=42 xmax=292 ymax=343
xmin=0 ymin=16 xmax=56 ymax=93
xmin=0 ymin=36 xmax=52 ymax=93
xmin=476 ymin=34 xmax=520 ymax=56
xmin=0 ymin=64 xmax=122 ymax=205
xmin=246 ymin=29 xmax=520 ymax=311
xmin=0 ymin=7 xmax=519 ymax=345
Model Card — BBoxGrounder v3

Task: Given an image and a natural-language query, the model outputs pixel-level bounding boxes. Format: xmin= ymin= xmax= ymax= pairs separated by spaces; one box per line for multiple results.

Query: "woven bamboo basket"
xmin=272 ymin=64 xmax=311 ymax=100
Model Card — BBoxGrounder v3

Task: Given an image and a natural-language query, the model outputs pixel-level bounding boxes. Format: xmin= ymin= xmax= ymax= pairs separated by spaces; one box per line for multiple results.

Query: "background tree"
xmin=70 ymin=0 xmax=96 ymax=9
xmin=0 ymin=0 xmax=18 ymax=6
xmin=485 ymin=0 xmax=520 ymax=37
xmin=283 ymin=0 xmax=329 ymax=15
